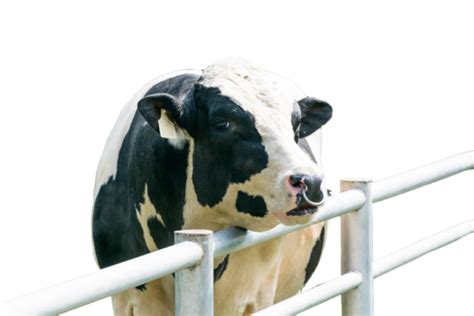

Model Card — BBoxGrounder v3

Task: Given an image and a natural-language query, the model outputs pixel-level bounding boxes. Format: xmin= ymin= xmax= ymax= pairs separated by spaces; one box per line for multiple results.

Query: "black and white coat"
xmin=93 ymin=59 xmax=332 ymax=315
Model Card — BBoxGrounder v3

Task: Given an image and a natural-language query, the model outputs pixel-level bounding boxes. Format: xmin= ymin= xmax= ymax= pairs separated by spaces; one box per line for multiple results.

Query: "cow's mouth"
xmin=286 ymin=204 xmax=318 ymax=217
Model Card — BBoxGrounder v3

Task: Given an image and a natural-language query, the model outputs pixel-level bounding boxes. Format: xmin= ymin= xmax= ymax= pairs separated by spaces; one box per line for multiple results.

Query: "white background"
xmin=1 ymin=1 xmax=473 ymax=315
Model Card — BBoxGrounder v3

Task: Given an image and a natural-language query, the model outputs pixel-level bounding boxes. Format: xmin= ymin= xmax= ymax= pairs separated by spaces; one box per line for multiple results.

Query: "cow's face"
xmin=138 ymin=60 xmax=332 ymax=231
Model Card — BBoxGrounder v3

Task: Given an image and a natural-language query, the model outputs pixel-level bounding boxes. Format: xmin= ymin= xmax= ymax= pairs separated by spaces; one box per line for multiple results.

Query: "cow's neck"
xmin=180 ymin=138 xmax=230 ymax=231
xmin=129 ymin=122 xmax=190 ymax=249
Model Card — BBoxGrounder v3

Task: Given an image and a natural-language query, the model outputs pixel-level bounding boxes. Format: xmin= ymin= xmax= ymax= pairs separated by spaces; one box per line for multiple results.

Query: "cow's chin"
xmin=272 ymin=207 xmax=318 ymax=226
xmin=239 ymin=216 xmax=280 ymax=232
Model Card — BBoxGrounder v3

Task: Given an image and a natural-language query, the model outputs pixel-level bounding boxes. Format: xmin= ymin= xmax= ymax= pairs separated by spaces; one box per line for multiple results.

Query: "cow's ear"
xmin=297 ymin=97 xmax=333 ymax=138
xmin=138 ymin=93 xmax=184 ymax=138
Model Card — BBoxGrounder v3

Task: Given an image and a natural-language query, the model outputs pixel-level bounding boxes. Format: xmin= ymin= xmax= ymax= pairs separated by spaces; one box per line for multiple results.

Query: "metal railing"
xmin=1 ymin=151 xmax=473 ymax=316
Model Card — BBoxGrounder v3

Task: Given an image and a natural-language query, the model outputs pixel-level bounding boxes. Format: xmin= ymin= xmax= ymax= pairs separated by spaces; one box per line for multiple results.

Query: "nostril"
xmin=289 ymin=174 xmax=305 ymax=188
xmin=303 ymin=175 xmax=322 ymax=191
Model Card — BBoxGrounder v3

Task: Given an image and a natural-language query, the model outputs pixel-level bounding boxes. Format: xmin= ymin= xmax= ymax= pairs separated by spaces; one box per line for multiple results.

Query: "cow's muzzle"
xmin=286 ymin=174 xmax=325 ymax=217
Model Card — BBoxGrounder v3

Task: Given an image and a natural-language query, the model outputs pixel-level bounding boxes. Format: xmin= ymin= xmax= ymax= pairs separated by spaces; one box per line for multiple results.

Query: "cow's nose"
xmin=288 ymin=174 xmax=306 ymax=189
xmin=287 ymin=174 xmax=325 ymax=205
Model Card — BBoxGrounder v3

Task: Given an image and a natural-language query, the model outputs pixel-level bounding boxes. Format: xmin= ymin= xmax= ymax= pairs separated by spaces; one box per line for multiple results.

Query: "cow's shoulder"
xmin=94 ymin=70 xmax=201 ymax=197
xmin=93 ymin=71 xmax=200 ymax=268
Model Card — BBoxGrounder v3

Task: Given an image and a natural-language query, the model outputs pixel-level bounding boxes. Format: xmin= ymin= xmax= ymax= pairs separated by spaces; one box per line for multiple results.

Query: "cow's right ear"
xmin=297 ymin=97 xmax=333 ymax=138
xmin=137 ymin=93 xmax=184 ymax=138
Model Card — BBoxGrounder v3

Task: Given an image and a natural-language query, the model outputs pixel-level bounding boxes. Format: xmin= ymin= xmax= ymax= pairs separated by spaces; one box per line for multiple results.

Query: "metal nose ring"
xmin=301 ymin=184 xmax=325 ymax=206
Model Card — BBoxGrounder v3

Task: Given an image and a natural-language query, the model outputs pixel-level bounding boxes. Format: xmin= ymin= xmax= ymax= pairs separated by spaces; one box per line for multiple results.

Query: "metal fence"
xmin=1 ymin=151 xmax=473 ymax=316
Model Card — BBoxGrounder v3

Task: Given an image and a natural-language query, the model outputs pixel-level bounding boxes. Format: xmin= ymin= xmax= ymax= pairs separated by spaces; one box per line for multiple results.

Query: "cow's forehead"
xmin=199 ymin=59 xmax=297 ymax=118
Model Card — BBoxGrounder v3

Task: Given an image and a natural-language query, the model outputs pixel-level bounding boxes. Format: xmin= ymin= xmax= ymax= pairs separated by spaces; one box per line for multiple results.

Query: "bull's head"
xmin=137 ymin=59 xmax=332 ymax=231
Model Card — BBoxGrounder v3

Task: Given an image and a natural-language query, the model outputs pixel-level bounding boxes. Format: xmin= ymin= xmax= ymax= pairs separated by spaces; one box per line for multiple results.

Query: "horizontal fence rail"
xmin=1 ymin=241 xmax=204 ymax=316
xmin=1 ymin=151 xmax=473 ymax=316
xmin=373 ymin=220 xmax=474 ymax=278
xmin=255 ymin=272 xmax=364 ymax=315
xmin=255 ymin=220 xmax=474 ymax=315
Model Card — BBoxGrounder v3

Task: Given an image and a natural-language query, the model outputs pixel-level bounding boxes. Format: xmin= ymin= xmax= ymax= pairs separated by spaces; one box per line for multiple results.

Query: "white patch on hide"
xmin=135 ymin=184 xmax=166 ymax=252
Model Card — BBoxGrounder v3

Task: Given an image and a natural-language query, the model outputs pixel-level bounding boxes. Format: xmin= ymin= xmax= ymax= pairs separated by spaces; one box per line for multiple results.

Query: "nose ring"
xmin=301 ymin=184 xmax=325 ymax=206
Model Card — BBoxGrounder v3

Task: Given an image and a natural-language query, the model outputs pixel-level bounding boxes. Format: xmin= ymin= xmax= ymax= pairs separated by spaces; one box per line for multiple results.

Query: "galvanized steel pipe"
xmin=340 ymin=180 xmax=374 ymax=316
xmin=254 ymin=220 xmax=473 ymax=315
xmin=2 ymin=151 xmax=474 ymax=315
xmin=3 ymin=241 xmax=203 ymax=316
xmin=175 ymin=230 xmax=214 ymax=316
xmin=373 ymin=151 xmax=474 ymax=202
xmin=254 ymin=272 xmax=362 ymax=315
xmin=374 ymin=220 xmax=474 ymax=278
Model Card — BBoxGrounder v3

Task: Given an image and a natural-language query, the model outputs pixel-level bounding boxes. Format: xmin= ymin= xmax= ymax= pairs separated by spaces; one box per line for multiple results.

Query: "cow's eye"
xmin=215 ymin=120 xmax=230 ymax=131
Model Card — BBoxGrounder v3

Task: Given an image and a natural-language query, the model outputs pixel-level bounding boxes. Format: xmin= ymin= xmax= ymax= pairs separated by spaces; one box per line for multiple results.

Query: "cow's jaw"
xmin=272 ymin=188 xmax=327 ymax=226
xmin=252 ymin=120 xmax=326 ymax=226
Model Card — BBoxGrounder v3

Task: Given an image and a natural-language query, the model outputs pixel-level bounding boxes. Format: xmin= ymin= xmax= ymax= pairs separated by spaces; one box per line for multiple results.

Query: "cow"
xmin=92 ymin=59 xmax=333 ymax=315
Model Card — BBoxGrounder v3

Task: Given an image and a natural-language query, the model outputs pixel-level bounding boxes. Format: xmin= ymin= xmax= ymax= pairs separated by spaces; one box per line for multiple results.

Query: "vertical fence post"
xmin=340 ymin=179 xmax=374 ymax=316
xmin=174 ymin=229 xmax=214 ymax=316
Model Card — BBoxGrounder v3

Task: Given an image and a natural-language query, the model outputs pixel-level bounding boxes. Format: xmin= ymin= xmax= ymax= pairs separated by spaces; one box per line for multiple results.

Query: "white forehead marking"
xmin=200 ymin=59 xmax=306 ymax=151
xmin=198 ymin=59 xmax=309 ymax=172
xmin=199 ymin=59 xmax=296 ymax=117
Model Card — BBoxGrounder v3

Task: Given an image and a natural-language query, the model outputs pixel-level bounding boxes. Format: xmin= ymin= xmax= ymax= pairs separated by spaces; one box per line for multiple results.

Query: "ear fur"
xmin=297 ymin=97 xmax=333 ymax=138
xmin=137 ymin=93 xmax=183 ymax=134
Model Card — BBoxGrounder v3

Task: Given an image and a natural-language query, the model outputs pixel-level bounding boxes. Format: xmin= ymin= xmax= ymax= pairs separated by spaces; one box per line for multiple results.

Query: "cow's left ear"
xmin=138 ymin=93 xmax=184 ymax=139
xmin=297 ymin=97 xmax=333 ymax=138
